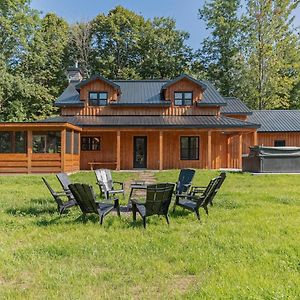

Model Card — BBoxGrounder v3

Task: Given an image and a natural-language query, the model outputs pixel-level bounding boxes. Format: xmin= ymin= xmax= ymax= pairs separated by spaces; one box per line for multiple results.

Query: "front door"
xmin=133 ymin=136 xmax=147 ymax=168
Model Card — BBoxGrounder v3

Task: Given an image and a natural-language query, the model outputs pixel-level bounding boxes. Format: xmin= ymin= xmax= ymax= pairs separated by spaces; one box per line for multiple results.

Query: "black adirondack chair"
xmin=131 ymin=183 xmax=175 ymax=228
xmin=190 ymin=172 xmax=226 ymax=206
xmin=95 ymin=169 xmax=125 ymax=200
xmin=56 ymin=172 xmax=75 ymax=202
xmin=69 ymin=183 xmax=120 ymax=225
xmin=174 ymin=176 xmax=221 ymax=222
xmin=42 ymin=177 xmax=77 ymax=215
xmin=173 ymin=168 xmax=195 ymax=211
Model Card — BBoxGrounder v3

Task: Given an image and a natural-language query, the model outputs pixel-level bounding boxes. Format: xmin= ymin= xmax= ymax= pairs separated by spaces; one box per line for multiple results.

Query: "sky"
xmin=30 ymin=0 xmax=300 ymax=50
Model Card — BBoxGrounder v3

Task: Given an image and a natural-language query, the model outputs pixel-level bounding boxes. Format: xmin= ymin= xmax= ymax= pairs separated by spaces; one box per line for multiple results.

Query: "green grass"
xmin=0 ymin=170 xmax=299 ymax=299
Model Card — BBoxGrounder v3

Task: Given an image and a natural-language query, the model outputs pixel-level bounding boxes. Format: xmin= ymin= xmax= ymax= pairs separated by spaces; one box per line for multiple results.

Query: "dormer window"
xmin=174 ymin=92 xmax=193 ymax=106
xmin=89 ymin=92 xmax=108 ymax=106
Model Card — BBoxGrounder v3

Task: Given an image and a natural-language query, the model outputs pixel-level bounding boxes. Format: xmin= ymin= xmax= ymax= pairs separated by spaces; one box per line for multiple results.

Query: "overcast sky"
xmin=31 ymin=0 xmax=300 ymax=50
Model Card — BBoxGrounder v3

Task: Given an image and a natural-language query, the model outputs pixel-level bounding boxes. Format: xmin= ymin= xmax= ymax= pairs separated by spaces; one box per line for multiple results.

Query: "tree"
xmin=240 ymin=0 xmax=300 ymax=109
xmin=198 ymin=0 xmax=242 ymax=96
xmin=68 ymin=21 xmax=93 ymax=78
xmin=139 ymin=17 xmax=192 ymax=79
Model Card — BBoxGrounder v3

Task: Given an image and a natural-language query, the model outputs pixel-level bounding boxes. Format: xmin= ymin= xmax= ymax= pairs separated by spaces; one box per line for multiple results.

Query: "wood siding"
xmin=243 ymin=132 xmax=300 ymax=154
xmin=61 ymin=106 xmax=219 ymax=116
xmin=164 ymin=78 xmax=204 ymax=103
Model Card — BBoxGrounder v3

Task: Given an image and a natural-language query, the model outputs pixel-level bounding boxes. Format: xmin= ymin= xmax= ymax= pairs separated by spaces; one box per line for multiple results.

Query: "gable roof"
xmin=249 ymin=110 xmax=300 ymax=132
xmin=75 ymin=74 xmax=121 ymax=91
xmin=38 ymin=115 xmax=260 ymax=129
xmin=221 ymin=97 xmax=252 ymax=115
xmin=161 ymin=74 xmax=207 ymax=91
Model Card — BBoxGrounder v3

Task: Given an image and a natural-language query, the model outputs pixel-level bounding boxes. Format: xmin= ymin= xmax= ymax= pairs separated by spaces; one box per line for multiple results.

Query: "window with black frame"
xmin=32 ymin=132 xmax=61 ymax=153
xmin=174 ymin=92 xmax=193 ymax=106
xmin=274 ymin=140 xmax=286 ymax=147
xmin=81 ymin=137 xmax=100 ymax=151
xmin=180 ymin=136 xmax=199 ymax=160
xmin=89 ymin=92 xmax=108 ymax=106
xmin=0 ymin=131 xmax=27 ymax=153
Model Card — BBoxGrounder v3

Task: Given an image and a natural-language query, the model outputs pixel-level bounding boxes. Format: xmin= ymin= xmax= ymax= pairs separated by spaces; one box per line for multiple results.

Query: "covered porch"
xmin=0 ymin=123 xmax=81 ymax=174
xmin=80 ymin=128 xmax=258 ymax=171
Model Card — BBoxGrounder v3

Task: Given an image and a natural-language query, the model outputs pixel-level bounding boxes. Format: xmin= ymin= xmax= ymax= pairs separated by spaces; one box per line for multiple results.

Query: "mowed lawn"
xmin=0 ymin=171 xmax=299 ymax=299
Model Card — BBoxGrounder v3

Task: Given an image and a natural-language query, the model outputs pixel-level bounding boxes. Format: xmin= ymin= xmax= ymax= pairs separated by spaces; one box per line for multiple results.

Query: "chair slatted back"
xmin=209 ymin=172 xmax=226 ymax=204
xmin=145 ymin=183 xmax=175 ymax=217
xmin=176 ymin=169 xmax=195 ymax=194
xmin=56 ymin=173 xmax=72 ymax=191
xmin=95 ymin=169 xmax=113 ymax=194
xmin=42 ymin=177 xmax=64 ymax=207
xmin=195 ymin=177 xmax=219 ymax=209
xmin=69 ymin=183 xmax=98 ymax=214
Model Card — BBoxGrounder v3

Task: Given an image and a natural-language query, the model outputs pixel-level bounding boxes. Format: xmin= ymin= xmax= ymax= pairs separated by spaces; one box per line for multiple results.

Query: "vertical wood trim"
xmin=116 ymin=130 xmax=121 ymax=171
xmin=227 ymin=135 xmax=230 ymax=168
xmin=207 ymin=130 xmax=212 ymax=169
xmin=159 ymin=131 xmax=163 ymax=170
xmin=238 ymin=134 xmax=243 ymax=169
xmin=253 ymin=131 xmax=258 ymax=146
xmin=27 ymin=130 xmax=32 ymax=174
xmin=71 ymin=130 xmax=74 ymax=171
xmin=61 ymin=129 xmax=66 ymax=172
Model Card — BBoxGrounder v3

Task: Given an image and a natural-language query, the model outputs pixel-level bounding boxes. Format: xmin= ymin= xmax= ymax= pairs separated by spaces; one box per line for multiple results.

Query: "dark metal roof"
xmin=55 ymin=81 xmax=83 ymax=107
xmin=55 ymin=76 xmax=228 ymax=107
xmin=75 ymin=74 xmax=121 ymax=91
xmin=161 ymin=74 xmax=207 ymax=91
xmin=221 ymin=97 xmax=252 ymax=115
xmin=111 ymin=80 xmax=169 ymax=105
xmin=249 ymin=110 xmax=300 ymax=132
xmin=38 ymin=115 xmax=259 ymax=129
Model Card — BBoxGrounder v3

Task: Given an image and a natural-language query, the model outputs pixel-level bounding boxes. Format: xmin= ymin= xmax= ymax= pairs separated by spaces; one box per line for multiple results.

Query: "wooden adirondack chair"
xmin=174 ymin=176 xmax=221 ymax=222
xmin=69 ymin=183 xmax=120 ymax=225
xmin=56 ymin=173 xmax=76 ymax=202
xmin=94 ymin=169 xmax=125 ymax=200
xmin=131 ymin=183 xmax=175 ymax=228
xmin=42 ymin=177 xmax=77 ymax=215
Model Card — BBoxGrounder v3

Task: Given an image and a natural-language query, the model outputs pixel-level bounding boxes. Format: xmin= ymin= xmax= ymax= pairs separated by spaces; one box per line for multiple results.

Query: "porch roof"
xmin=38 ymin=115 xmax=260 ymax=129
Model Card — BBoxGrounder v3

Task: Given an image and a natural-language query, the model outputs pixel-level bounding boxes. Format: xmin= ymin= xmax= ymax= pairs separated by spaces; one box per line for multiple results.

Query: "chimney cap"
xmin=67 ymin=66 xmax=84 ymax=76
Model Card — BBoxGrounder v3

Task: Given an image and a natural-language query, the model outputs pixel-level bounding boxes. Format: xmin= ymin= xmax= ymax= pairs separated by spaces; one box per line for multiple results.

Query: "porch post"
xmin=116 ymin=130 xmax=121 ymax=171
xmin=27 ymin=130 xmax=32 ymax=174
xmin=71 ymin=130 xmax=74 ymax=171
xmin=61 ymin=129 xmax=66 ymax=172
xmin=227 ymin=135 xmax=231 ymax=168
xmin=238 ymin=133 xmax=243 ymax=169
xmin=253 ymin=130 xmax=258 ymax=146
xmin=207 ymin=130 xmax=212 ymax=169
xmin=159 ymin=130 xmax=163 ymax=170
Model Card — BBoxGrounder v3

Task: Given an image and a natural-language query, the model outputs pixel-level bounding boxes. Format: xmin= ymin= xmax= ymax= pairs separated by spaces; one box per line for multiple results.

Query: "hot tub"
xmin=242 ymin=146 xmax=300 ymax=173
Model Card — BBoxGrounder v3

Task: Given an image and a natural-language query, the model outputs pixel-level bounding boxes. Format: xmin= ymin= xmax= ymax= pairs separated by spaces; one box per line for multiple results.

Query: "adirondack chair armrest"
xmin=190 ymin=186 xmax=206 ymax=193
xmin=113 ymin=181 xmax=124 ymax=189
xmin=131 ymin=199 xmax=145 ymax=205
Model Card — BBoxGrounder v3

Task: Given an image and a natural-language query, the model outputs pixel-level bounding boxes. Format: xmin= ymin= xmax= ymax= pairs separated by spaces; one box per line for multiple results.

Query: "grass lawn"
xmin=0 ymin=170 xmax=299 ymax=299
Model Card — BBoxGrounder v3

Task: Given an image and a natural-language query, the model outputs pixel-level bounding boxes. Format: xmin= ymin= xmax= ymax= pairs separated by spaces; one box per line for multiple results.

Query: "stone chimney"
xmin=67 ymin=62 xmax=84 ymax=82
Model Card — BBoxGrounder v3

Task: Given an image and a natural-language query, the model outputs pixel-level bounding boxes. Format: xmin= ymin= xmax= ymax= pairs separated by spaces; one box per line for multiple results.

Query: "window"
xmin=89 ymin=92 xmax=108 ymax=106
xmin=180 ymin=136 xmax=199 ymax=160
xmin=174 ymin=92 xmax=193 ymax=106
xmin=0 ymin=131 xmax=26 ymax=153
xmin=81 ymin=137 xmax=100 ymax=151
xmin=274 ymin=140 xmax=286 ymax=147
xmin=33 ymin=132 xmax=61 ymax=153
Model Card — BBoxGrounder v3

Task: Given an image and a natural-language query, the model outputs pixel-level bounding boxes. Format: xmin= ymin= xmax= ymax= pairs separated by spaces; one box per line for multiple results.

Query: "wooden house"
xmin=0 ymin=67 xmax=299 ymax=174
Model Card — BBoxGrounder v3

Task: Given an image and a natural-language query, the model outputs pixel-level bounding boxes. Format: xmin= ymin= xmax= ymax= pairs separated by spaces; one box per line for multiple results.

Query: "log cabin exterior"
xmin=1 ymin=67 xmax=300 ymax=174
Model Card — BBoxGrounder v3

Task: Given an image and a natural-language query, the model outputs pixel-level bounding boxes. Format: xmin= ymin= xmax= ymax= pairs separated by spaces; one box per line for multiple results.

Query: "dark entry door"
xmin=133 ymin=136 xmax=147 ymax=168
